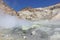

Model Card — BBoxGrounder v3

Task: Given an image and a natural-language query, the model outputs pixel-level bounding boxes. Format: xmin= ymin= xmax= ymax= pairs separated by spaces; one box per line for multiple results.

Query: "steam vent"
xmin=0 ymin=0 xmax=60 ymax=40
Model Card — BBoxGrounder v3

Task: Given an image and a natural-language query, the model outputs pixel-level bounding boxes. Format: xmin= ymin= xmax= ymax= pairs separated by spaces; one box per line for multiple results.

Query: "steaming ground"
xmin=0 ymin=9 xmax=32 ymax=29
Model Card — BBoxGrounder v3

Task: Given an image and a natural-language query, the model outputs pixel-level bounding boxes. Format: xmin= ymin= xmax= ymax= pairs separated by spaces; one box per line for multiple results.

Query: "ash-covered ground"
xmin=0 ymin=22 xmax=60 ymax=40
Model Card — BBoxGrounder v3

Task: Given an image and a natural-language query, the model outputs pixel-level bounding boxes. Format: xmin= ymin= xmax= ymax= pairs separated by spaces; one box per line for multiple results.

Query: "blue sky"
xmin=3 ymin=0 xmax=60 ymax=11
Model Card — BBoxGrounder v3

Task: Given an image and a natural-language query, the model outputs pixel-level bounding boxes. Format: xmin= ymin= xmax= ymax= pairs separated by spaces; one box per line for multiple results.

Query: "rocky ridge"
xmin=18 ymin=3 xmax=60 ymax=21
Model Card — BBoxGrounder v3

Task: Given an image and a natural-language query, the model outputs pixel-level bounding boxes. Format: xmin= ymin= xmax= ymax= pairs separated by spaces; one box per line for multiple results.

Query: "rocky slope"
xmin=18 ymin=3 xmax=60 ymax=21
xmin=0 ymin=0 xmax=17 ymax=16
